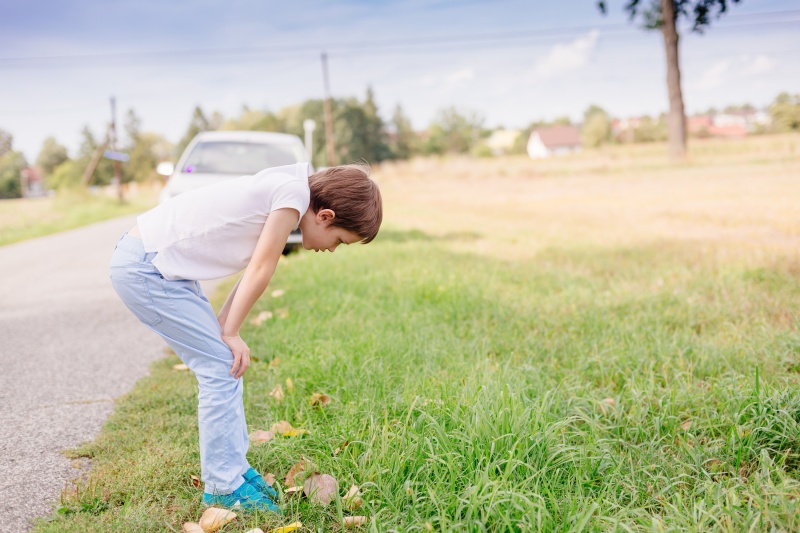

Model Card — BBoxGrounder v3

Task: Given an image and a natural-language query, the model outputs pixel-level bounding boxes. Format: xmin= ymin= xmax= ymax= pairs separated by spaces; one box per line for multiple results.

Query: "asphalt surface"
xmin=0 ymin=215 xmax=220 ymax=532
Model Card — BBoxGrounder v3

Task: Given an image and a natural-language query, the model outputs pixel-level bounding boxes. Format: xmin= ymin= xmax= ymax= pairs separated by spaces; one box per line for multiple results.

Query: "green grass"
xmin=35 ymin=230 xmax=800 ymax=532
xmin=0 ymin=188 xmax=157 ymax=246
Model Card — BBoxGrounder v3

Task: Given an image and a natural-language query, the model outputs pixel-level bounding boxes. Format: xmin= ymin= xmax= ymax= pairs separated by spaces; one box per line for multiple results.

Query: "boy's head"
xmin=299 ymin=164 xmax=382 ymax=252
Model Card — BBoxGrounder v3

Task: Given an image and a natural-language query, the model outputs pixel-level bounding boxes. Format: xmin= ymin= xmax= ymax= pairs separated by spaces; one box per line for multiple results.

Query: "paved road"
xmin=0 ymin=215 xmax=220 ymax=532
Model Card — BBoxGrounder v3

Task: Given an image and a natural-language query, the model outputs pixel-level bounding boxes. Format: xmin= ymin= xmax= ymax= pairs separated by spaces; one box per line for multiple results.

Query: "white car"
xmin=157 ymin=130 xmax=311 ymax=253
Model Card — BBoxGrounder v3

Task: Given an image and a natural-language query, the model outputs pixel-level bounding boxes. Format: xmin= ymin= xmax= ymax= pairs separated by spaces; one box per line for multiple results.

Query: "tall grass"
xmin=36 ymin=233 xmax=800 ymax=532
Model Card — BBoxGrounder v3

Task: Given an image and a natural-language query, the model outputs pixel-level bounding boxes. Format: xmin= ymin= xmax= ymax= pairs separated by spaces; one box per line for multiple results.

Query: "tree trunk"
xmin=660 ymin=0 xmax=687 ymax=161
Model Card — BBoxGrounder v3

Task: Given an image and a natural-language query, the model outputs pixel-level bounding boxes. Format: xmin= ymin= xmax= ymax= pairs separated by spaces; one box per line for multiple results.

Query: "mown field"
xmin=36 ymin=135 xmax=800 ymax=532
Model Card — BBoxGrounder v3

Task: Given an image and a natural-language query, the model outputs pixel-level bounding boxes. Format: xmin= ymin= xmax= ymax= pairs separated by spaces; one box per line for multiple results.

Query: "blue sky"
xmin=1 ymin=0 xmax=798 ymax=160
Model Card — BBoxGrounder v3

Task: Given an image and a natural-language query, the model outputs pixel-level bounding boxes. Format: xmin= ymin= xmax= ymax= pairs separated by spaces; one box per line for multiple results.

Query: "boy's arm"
xmin=221 ymin=208 xmax=299 ymax=337
xmin=217 ymin=276 xmax=243 ymax=329
xmin=221 ymin=208 xmax=299 ymax=379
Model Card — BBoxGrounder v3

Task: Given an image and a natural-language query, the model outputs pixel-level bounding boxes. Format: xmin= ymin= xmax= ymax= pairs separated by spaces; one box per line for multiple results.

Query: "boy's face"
xmin=299 ymin=208 xmax=362 ymax=253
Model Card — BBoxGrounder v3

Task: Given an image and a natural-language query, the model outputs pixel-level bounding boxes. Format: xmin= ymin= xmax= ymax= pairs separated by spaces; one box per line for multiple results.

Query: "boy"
xmin=109 ymin=162 xmax=382 ymax=512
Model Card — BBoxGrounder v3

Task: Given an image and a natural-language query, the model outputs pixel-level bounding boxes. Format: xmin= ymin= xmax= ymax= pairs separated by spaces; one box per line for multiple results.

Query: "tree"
xmin=770 ymin=93 xmax=800 ymax=132
xmin=390 ymin=104 xmax=417 ymax=160
xmin=0 ymin=129 xmax=12 ymax=158
xmin=424 ymin=107 xmax=484 ymax=155
xmin=598 ymin=0 xmax=742 ymax=160
xmin=582 ymin=105 xmax=612 ymax=148
xmin=123 ymin=109 xmax=168 ymax=184
xmin=175 ymin=106 xmax=212 ymax=158
xmin=0 ymin=150 xmax=28 ymax=199
xmin=36 ymin=137 xmax=68 ymax=179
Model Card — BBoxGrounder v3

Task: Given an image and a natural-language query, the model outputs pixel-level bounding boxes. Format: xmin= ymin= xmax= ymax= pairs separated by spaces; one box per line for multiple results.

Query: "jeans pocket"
xmin=111 ymin=275 xmax=163 ymax=327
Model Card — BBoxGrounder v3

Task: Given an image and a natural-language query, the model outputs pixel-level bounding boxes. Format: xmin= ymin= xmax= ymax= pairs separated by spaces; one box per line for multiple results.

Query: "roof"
xmin=531 ymin=125 xmax=581 ymax=148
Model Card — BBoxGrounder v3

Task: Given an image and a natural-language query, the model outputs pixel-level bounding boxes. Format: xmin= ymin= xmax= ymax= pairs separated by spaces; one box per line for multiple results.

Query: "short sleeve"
xmin=270 ymin=179 xmax=310 ymax=227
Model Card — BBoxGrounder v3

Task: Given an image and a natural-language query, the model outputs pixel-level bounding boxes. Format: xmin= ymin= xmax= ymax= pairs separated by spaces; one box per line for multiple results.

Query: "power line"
xmin=0 ymin=10 xmax=798 ymax=69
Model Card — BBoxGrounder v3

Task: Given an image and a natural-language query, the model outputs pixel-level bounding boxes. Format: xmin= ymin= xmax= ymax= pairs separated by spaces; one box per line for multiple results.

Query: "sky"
xmin=1 ymin=0 xmax=799 ymax=161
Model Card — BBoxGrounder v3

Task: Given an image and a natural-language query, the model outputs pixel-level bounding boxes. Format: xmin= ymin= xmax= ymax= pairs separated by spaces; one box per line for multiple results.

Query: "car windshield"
xmin=182 ymin=141 xmax=303 ymax=175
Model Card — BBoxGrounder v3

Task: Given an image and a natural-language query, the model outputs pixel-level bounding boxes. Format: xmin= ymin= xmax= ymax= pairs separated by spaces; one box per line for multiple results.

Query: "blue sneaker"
xmin=243 ymin=467 xmax=279 ymax=501
xmin=203 ymin=480 xmax=279 ymax=513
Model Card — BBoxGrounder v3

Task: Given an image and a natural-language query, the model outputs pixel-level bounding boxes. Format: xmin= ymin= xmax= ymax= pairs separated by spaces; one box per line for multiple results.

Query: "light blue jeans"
xmin=109 ymin=232 xmax=249 ymax=495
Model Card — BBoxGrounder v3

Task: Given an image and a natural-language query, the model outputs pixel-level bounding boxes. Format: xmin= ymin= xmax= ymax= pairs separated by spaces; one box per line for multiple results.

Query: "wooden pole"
xmin=321 ymin=52 xmax=336 ymax=166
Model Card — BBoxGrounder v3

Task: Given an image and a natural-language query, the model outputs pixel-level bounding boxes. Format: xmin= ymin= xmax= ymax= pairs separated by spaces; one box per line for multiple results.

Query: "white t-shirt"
xmin=138 ymin=162 xmax=311 ymax=281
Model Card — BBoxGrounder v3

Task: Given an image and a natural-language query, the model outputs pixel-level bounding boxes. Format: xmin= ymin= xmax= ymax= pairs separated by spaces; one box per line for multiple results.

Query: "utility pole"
xmin=109 ymin=96 xmax=124 ymax=201
xmin=320 ymin=52 xmax=336 ymax=167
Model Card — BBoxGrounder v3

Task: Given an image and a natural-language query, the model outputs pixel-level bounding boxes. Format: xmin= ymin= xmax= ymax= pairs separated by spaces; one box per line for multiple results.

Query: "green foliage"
xmin=424 ymin=107 xmax=484 ymax=155
xmin=122 ymin=109 xmax=170 ymax=184
xmin=0 ymin=128 xmax=12 ymax=158
xmin=770 ymin=93 xmax=800 ymax=133
xmin=581 ymin=105 xmax=612 ymax=148
xmin=36 ymin=137 xmax=69 ymax=181
xmin=598 ymin=0 xmax=742 ymax=32
xmin=175 ymin=106 xmax=213 ymax=158
xmin=389 ymin=104 xmax=418 ymax=160
xmin=48 ymin=159 xmax=85 ymax=190
xmin=0 ymin=150 xmax=27 ymax=199
xmin=634 ymin=115 xmax=669 ymax=143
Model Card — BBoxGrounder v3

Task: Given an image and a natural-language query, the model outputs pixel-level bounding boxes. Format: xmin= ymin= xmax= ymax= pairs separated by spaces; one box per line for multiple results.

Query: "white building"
xmin=527 ymin=125 xmax=582 ymax=159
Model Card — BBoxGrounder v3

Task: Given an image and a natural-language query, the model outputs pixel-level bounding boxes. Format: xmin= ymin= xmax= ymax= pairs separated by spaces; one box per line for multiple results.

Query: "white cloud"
xmin=534 ymin=30 xmax=599 ymax=79
xmin=698 ymin=60 xmax=731 ymax=89
xmin=445 ymin=68 xmax=475 ymax=84
xmin=741 ymin=54 xmax=777 ymax=76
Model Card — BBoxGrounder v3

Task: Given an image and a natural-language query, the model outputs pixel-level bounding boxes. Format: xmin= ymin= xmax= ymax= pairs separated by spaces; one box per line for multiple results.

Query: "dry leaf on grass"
xmin=284 ymin=486 xmax=304 ymax=499
xmin=249 ymin=430 xmax=275 ymax=444
xmin=343 ymin=484 xmax=363 ymax=510
xmin=190 ymin=475 xmax=201 ymax=488
xmin=681 ymin=420 xmax=692 ymax=431
xmin=198 ymin=507 xmax=236 ymax=532
xmin=309 ymin=393 xmax=331 ymax=408
xmin=264 ymin=472 xmax=275 ymax=486
xmin=334 ymin=440 xmax=349 ymax=455
xmin=270 ymin=522 xmax=302 ymax=533
xmin=343 ymin=516 xmax=368 ymax=528
xmin=271 ymin=289 xmax=285 ymax=298
xmin=173 ymin=364 xmax=189 ymax=371
xmin=270 ymin=385 xmax=285 ymax=402
xmin=249 ymin=311 xmax=273 ymax=326
xmin=269 ymin=357 xmax=281 ymax=368
xmin=285 ymin=377 xmax=294 ymax=392
xmin=182 ymin=523 xmax=204 ymax=533
xmin=285 ymin=456 xmax=319 ymax=486
xmin=270 ymin=420 xmax=308 ymax=438
xmin=276 ymin=308 xmax=289 ymax=319
xmin=244 ymin=529 xmax=265 ymax=533
xmin=304 ymin=473 xmax=338 ymax=506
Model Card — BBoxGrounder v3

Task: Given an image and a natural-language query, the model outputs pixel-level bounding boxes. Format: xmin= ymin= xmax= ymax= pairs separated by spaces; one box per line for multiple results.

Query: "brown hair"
xmin=308 ymin=164 xmax=382 ymax=243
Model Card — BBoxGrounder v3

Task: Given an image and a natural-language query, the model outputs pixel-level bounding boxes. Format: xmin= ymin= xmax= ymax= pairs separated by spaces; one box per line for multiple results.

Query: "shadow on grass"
xmin=375 ymin=227 xmax=482 ymax=244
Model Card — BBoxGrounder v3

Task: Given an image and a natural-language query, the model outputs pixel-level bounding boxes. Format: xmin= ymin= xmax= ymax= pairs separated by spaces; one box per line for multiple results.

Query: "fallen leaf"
xmin=270 ymin=384 xmax=285 ymax=402
xmin=284 ymin=486 xmax=304 ymax=499
xmin=250 ymin=355 xmax=260 ymax=363
xmin=343 ymin=516 xmax=367 ymax=528
xmin=244 ymin=529 xmax=265 ymax=533
xmin=285 ymin=457 xmax=319 ymax=486
xmin=249 ymin=311 xmax=273 ymax=326
xmin=183 ymin=523 xmax=204 ymax=533
xmin=249 ymin=430 xmax=275 ymax=444
xmin=285 ymin=377 xmax=294 ymax=392
xmin=198 ymin=507 xmax=236 ymax=532
xmin=681 ymin=420 xmax=692 ymax=431
xmin=425 ymin=522 xmax=434 ymax=532
xmin=271 ymin=289 xmax=285 ymax=298
xmin=270 ymin=420 xmax=308 ymax=438
xmin=334 ymin=440 xmax=349 ymax=455
xmin=190 ymin=475 xmax=201 ymax=488
xmin=304 ymin=473 xmax=338 ymax=506
xmin=270 ymin=521 xmax=302 ymax=533
xmin=309 ymin=393 xmax=331 ymax=408
xmin=264 ymin=472 xmax=275 ymax=486
xmin=173 ymin=364 xmax=189 ymax=371
xmin=342 ymin=484 xmax=363 ymax=510
xmin=276 ymin=308 xmax=289 ymax=319
xmin=269 ymin=357 xmax=281 ymax=368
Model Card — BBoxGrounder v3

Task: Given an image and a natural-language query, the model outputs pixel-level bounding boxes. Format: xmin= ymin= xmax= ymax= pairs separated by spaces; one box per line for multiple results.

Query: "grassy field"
xmin=35 ymin=135 xmax=800 ymax=532
xmin=0 ymin=183 xmax=159 ymax=247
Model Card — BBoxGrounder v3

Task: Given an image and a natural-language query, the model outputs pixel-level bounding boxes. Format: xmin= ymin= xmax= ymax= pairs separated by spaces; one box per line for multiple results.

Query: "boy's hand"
xmin=222 ymin=334 xmax=251 ymax=379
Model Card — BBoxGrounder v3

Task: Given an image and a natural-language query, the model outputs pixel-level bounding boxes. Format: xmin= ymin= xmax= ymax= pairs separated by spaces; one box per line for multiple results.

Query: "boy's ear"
xmin=316 ymin=208 xmax=336 ymax=226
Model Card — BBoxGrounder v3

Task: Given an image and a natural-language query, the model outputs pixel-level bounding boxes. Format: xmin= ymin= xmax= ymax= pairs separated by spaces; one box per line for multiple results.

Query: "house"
xmin=485 ymin=129 xmax=521 ymax=155
xmin=527 ymin=125 xmax=582 ymax=159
